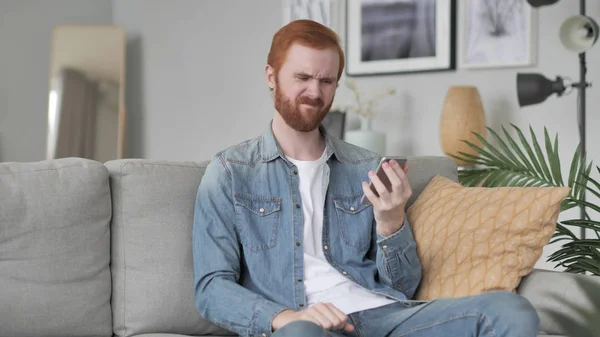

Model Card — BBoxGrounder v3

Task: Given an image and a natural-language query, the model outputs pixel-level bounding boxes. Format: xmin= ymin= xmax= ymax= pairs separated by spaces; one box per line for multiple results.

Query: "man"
xmin=192 ymin=20 xmax=539 ymax=337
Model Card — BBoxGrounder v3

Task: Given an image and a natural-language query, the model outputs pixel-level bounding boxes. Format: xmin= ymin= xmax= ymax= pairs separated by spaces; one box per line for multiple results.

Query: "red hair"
xmin=267 ymin=20 xmax=345 ymax=81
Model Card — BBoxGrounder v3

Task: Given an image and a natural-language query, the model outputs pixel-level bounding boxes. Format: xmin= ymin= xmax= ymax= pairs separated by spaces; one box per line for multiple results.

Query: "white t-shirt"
xmin=286 ymin=151 xmax=396 ymax=314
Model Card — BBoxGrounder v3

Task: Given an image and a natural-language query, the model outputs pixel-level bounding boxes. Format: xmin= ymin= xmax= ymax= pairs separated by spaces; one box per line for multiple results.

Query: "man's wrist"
xmin=271 ymin=309 xmax=295 ymax=331
xmin=257 ymin=302 xmax=292 ymax=336
xmin=376 ymin=215 xmax=405 ymax=237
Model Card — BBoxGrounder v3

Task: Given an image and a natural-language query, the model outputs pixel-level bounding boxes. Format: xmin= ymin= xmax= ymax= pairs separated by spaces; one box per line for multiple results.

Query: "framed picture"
xmin=282 ymin=0 xmax=334 ymax=29
xmin=459 ymin=0 xmax=537 ymax=69
xmin=345 ymin=0 xmax=456 ymax=76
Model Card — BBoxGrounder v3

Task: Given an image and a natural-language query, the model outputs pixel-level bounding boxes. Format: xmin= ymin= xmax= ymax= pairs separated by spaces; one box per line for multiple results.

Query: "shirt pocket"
xmin=332 ymin=194 xmax=373 ymax=251
xmin=233 ymin=193 xmax=281 ymax=253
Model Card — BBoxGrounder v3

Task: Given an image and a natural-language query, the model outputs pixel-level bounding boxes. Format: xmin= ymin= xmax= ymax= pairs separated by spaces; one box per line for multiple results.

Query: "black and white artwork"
xmin=282 ymin=0 xmax=333 ymax=28
xmin=346 ymin=0 xmax=455 ymax=76
xmin=460 ymin=0 xmax=536 ymax=69
xmin=361 ymin=0 xmax=436 ymax=61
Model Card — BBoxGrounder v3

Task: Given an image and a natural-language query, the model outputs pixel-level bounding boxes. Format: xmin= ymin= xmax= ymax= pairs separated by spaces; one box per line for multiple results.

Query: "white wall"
xmin=113 ymin=0 xmax=283 ymax=159
xmin=0 ymin=0 xmax=112 ymax=162
xmin=112 ymin=0 xmax=599 ymax=162
xmin=113 ymin=0 xmax=600 ymax=270
xmin=1 ymin=0 xmax=597 ymax=270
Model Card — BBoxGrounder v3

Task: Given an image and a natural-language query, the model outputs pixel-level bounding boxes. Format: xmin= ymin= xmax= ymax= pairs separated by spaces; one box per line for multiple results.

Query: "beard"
xmin=274 ymin=83 xmax=333 ymax=132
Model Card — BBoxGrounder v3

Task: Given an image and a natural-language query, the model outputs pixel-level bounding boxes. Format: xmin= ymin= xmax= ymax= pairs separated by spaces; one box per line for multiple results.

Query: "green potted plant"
xmin=450 ymin=123 xmax=600 ymax=276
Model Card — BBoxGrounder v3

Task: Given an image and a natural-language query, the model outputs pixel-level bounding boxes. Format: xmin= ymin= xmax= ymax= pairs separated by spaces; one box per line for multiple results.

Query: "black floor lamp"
xmin=517 ymin=0 xmax=598 ymax=239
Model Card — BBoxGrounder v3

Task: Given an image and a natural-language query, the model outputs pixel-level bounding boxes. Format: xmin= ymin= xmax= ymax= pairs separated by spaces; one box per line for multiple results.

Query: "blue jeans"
xmin=272 ymin=291 xmax=539 ymax=337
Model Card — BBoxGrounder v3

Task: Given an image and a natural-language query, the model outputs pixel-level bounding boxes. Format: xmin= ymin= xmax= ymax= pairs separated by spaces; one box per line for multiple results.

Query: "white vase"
xmin=344 ymin=117 xmax=386 ymax=155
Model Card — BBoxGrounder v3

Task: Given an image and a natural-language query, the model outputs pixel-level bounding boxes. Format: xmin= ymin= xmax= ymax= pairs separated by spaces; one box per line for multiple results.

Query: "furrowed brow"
xmin=293 ymin=72 xmax=335 ymax=82
xmin=293 ymin=72 xmax=311 ymax=78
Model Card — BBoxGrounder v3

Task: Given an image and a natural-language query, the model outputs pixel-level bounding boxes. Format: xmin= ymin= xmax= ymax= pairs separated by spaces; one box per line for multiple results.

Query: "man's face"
xmin=268 ymin=43 xmax=339 ymax=132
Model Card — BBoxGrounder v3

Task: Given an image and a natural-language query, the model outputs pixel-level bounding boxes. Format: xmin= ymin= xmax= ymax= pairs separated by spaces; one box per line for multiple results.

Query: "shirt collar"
xmin=260 ymin=120 xmax=340 ymax=163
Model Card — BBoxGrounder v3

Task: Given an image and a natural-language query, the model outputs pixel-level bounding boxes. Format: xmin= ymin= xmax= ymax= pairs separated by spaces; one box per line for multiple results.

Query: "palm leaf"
xmin=454 ymin=124 xmax=579 ymax=190
xmin=567 ymin=144 xmax=581 ymax=193
xmin=513 ymin=124 xmax=545 ymax=179
xmin=545 ymin=127 xmax=563 ymax=186
xmin=580 ymin=170 xmax=600 ymax=200
xmin=563 ymin=240 xmax=600 ymax=249
xmin=552 ymin=256 xmax=600 ymax=275
xmin=473 ymin=129 xmax=521 ymax=170
xmin=487 ymin=127 xmax=522 ymax=168
xmin=452 ymin=123 xmax=600 ymax=276
xmin=553 ymin=222 xmax=577 ymax=240
xmin=575 ymin=160 xmax=593 ymax=201
xmin=457 ymin=169 xmax=492 ymax=187
xmin=529 ymin=125 xmax=553 ymax=182
xmin=567 ymin=199 xmax=600 ymax=215
xmin=561 ymin=219 xmax=600 ymax=232
xmin=502 ymin=125 xmax=535 ymax=172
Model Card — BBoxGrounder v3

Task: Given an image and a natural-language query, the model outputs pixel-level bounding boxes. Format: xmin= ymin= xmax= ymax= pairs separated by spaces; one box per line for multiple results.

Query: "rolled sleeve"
xmin=375 ymin=216 xmax=422 ymax=299
xmin=252 ymin=300 xmax=290 ymax=337
xmin=376 ymin=216 xmax=415 ymax=254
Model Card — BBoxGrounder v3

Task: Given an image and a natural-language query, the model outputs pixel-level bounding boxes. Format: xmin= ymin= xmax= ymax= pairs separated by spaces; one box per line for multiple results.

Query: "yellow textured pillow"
xmin=406 ymin=175 xmax=570 ymax=300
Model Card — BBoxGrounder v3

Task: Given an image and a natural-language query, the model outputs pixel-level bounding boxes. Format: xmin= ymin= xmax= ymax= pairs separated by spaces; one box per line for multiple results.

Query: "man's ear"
xmin=265 ymin=64 xmax=276 ymax=90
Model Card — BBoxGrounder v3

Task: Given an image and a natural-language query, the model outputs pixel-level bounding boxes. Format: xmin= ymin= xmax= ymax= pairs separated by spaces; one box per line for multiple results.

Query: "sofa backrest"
xmin=403 ymin=156 xmax=458 ymax=208
xmin=105 ymin=159 xmax=236 ymax=337
xmin=0 ymin=158 xmax=113 ymax=337
xmin=105 ymin=155 xmax=457 ymax=336
xmin=0 ymin=155 xmax=456 ymax=337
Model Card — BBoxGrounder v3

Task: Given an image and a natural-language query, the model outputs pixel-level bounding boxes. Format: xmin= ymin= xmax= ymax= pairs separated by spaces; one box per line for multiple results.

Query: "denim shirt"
xmin=192 ymin=123 xmax=422 ymax=337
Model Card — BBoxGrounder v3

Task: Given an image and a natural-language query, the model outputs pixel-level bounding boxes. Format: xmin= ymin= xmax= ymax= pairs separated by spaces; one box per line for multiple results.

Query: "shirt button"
xmin=382 ymin=245 xmax=388 ymax=249
xmin=262 ymin=334 xmax=267 ymax=337
xmin=297 ymin=279 xmax=303 ymax=282
xmin=299 ymin=304 xmax=304 ymax=307
xmin=296 ymin=242 xmax=301 ymax=247
xmin=350 ymin=207 xmax=355 ymax=211
xmin=259 ymin=208 xmax=265 ymax=213
xmin=296 ymin=203 xmax=301 ymax=208
xmin=323 ymin=245 xmax=328 ymax=250
xmin=293 ymin=170 xmax=298 ymax=175
xmin=342 ymin=271 xmax=348 ymax=275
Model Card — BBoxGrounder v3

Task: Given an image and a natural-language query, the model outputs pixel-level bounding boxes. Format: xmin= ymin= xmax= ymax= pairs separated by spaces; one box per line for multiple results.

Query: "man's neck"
xmin=272 ymin=115 xmax=326 ymax=161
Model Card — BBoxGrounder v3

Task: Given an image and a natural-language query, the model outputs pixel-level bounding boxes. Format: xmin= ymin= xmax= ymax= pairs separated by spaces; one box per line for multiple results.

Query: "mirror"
xmin=46 ymin=24 xmax=126 ymax=162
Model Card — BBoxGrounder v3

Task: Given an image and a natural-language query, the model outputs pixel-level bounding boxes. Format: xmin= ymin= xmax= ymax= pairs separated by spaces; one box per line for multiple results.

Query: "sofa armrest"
xmin=517 ymin=268 xmax=600 ymax=337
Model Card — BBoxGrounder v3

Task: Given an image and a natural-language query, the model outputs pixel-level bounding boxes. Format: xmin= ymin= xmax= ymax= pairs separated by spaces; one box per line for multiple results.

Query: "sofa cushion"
xmin=407 ymin=175 xmax=570 ymax=301
xmin=106 ymin=159 xmax=235 ymax=337
xmin=518 ymin=269 xmax=600 ymax=337
xmin=0 ymin=158 xmax=112 ymax=337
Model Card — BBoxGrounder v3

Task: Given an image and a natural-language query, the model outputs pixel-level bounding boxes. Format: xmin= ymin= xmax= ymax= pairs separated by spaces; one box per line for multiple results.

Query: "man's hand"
xmin=362 ymin=159 xmax=412 ymax=237
xmin=271 ymin=303 xmax=354 ymax=333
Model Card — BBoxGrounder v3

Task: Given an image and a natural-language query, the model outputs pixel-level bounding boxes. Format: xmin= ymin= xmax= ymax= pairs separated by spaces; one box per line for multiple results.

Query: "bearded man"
xmin=192 ymin=19 xmax=539 ymax=337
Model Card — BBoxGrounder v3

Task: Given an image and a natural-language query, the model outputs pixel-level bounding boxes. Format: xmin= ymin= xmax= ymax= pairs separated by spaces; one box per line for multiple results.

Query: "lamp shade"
xmin=439 ymin=86 xmax=486 ymax=166
xmin=525 ymin=0 xmax=559 ymax=7
xmin=517 ymin=73 xmax=566 ymax=107
xmin=559 ymin=15 xmax=599 ymax=53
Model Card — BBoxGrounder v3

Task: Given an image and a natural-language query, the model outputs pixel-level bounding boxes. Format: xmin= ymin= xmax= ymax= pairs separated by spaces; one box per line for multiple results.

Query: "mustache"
xmin=297 ymin=96 xmax=324 ymax=107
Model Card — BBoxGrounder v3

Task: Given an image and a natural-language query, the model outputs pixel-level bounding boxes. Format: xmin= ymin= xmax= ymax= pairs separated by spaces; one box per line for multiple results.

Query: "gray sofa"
xmin=1 ymin=156 xmax=599 ymax=337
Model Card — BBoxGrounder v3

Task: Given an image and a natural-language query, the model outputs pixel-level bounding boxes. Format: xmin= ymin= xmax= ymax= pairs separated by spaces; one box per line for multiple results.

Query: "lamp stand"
xmin=576 ymin=0 xmax=591 ymax=239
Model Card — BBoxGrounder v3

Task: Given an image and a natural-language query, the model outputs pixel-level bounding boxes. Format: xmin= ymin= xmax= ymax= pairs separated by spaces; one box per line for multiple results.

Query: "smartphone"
xmin=360 ymin=156 xmax=408 ymax=205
